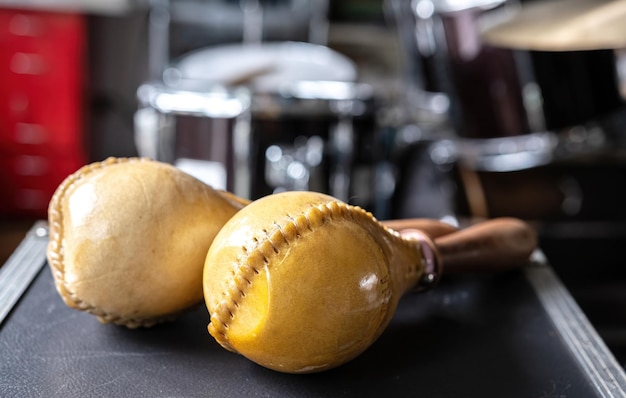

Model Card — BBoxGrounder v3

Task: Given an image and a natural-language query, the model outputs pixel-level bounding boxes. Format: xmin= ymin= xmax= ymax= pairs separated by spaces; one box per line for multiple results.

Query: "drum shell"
xmin=248 ymin=95 xmax=379 ymax=203
xmin=395 ymin=1 xmax=624 ymax=138
xmin=134 ymin=83 xmax=252 ymax=196
xmin=137 ymin=42 xmax=382 ymax=206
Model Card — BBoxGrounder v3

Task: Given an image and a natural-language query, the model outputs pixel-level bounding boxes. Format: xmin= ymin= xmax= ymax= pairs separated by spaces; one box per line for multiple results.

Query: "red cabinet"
xmin=0 ymin=8 xmax=87 ymax=217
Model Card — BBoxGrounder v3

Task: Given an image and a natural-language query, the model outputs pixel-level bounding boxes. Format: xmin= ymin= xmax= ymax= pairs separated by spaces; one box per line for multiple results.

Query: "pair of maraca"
xmin=47 ymin=157 xmax=537 ymax=374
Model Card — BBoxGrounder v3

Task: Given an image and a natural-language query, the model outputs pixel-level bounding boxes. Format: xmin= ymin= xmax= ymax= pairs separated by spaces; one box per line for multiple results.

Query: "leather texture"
xmin=1 ymin=265 xmax=599 ymax=397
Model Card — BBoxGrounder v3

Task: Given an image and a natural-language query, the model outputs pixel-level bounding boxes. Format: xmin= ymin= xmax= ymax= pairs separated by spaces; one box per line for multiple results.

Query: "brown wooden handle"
xmin=432 ymin=217 xmax=538 ymax=274
xmin=382 ymin=218 xmax=459 ymax=240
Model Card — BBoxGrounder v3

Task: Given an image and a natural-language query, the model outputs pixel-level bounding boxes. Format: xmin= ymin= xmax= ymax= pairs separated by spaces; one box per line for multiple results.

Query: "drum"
xmin=387 ymin=0 xmax=626 ymax=220
xmin=155 ymin=41 xmax=379 ymax=205
xmin=389 ymin=0 xmax=624 ymax=147
xmin=134 ymin=81 xmax=252 ymax=197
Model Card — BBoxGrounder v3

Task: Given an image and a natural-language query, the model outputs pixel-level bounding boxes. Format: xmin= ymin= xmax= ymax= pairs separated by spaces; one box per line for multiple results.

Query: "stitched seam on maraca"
xmin=209 ymin=199 xmax=402 ymax=350
xmin=47 ymin=157 xmax=169 ymax=328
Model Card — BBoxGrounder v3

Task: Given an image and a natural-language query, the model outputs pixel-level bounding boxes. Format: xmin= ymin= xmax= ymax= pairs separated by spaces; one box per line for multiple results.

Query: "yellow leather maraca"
xmin=47 ymin=157 xmax=247 ymax=328
xmin=203 ymin=191 xmax=537 ymax=373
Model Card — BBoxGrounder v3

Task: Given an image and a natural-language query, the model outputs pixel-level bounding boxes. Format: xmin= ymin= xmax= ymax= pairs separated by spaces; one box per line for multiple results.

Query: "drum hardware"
xmin=452 ymin=132 xmax=558 ymax=172
xmin=329 ymin=101 xmax=355 ymax=201
xmin=385 ymin=95 xmax=620 ymax=221
xmin=264 ymin=135 xmax=325 ymax=192
xmin=442 ymin=113 xmax=623 ymax=220
xmin=257 ymin=80 xmax=377 ymax=202
xmin=240 ymin=0 xmax=264 ymax=45
xmin=427 ymin=114 xmax=611 ymax=171
xmin=168 ymin=0 xmax=330 ymax=54
xmin=454 ymin=156 xmax=626 ymax=221
xmin=150 ymin=0 xmax=331 ymax=81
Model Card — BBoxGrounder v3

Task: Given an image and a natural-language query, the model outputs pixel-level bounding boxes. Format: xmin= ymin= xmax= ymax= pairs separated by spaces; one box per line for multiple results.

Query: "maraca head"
xmin=203 ymin=191 xmax=426 ymax=373
xmin=47 ymin=157 xmax=245 ymax=328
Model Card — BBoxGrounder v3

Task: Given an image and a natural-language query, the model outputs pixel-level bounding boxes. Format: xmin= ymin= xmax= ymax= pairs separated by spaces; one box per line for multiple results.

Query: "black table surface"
xmin=1 ymin=226 xmax=626 ymax=397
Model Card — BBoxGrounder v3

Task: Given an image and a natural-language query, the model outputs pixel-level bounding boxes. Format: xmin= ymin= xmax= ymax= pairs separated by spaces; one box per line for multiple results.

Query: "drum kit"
xmin=134 ymin=0 xmax=626 ymax=221
xmin=388 ymin=0 xmax=626 ymax=220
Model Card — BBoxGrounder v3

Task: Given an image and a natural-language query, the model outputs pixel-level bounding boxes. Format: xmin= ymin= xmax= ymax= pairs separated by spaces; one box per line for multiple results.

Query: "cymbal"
xmin=481 ymin=0 xmax=626 ymax=51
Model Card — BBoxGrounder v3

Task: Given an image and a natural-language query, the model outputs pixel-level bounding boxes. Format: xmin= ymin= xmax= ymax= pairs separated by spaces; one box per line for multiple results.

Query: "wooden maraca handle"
xmin=433 ymin=217 xmax=537 ymax=274
xmin=391 ymin=217 xmax=537 ymax=274
xmin=382 ymin=218 xmax=459 ymax=239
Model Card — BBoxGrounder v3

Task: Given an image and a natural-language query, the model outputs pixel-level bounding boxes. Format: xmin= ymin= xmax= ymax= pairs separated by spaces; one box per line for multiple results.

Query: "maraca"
xmin=203 ymin=190 xmax=537 ymax=373
xmin=47 ymin=157 xmax=247 ymax=328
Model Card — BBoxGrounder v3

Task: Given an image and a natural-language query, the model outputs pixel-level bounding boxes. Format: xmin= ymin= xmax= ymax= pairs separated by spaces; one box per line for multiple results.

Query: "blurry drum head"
xmin=169 ymin=41 xmax=357 ymax=93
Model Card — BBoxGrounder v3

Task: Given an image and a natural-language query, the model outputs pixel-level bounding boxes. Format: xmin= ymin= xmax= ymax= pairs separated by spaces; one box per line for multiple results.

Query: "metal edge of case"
xmin=525 ymin=250 xmax=626 ymax=398
xmin=0 ymin=221 xmax=49 ymax=326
